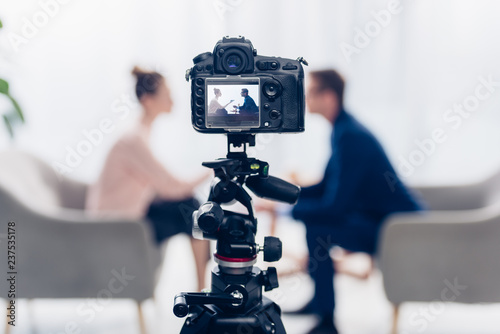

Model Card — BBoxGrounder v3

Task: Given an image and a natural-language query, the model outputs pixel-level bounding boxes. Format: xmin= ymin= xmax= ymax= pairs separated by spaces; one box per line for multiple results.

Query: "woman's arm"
xmin=222 ymin=99 xmax=234 ymax=108
xmin=121 ymin=135 xmax=209 ymax=200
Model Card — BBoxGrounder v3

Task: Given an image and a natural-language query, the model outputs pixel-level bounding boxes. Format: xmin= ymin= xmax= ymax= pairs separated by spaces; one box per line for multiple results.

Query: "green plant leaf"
xmin=0 ymin=18 xmax=3 ymax=29
xmin=0 ymin=78 xmax=9 ymax=94
xmin=7 ymin=95 xmax=24 ymax=122
xmin=0 ymin=78 xmax=24 ymax=123
xmin=2 ymin=114 xmax=14 ymax=138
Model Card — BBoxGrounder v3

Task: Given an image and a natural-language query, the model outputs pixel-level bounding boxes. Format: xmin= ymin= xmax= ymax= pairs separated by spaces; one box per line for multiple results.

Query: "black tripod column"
xmin=173 ymin=135 xmax=299 ymax=334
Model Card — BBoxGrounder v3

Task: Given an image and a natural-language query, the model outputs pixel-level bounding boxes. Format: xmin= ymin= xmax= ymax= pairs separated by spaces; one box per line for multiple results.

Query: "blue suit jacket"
xmin=292 ymin=110 xmax=424 ymax=226
xmin=239 ymin=96 xmax=258 ymax=114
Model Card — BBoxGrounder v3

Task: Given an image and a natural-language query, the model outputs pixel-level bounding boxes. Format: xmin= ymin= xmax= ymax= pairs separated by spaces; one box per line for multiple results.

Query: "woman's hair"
xmin=131 ymin=66 xmax=164 ymax=100
xmin=214 ymin=88 xmax=221 ymax=95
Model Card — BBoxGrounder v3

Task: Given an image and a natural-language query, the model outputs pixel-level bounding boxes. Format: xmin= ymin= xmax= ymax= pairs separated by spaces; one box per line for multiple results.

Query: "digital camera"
xmin=186 ymin=36 xmax=306 ymax=134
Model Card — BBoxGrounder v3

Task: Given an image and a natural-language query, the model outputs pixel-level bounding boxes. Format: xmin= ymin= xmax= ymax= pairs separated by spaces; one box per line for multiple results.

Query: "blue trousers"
xmin=304 ymin=213 xmax=383 ymax=316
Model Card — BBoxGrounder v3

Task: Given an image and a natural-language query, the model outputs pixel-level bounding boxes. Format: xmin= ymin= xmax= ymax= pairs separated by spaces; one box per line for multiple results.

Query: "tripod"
xmin=173 ymin=134 xmax=300 ymax=334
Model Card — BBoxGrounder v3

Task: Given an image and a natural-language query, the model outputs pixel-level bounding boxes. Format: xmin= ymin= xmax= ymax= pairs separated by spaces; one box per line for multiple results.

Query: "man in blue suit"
xmin=235 ymin=88 xmax=259 ymax=114
xmin=287 ymin=70 xmax=424 ymax=334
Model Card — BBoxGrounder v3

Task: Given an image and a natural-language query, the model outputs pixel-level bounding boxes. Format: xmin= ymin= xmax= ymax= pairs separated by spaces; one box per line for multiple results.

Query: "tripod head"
xmin=193 ymin=134 xmax=299 ymax=271
xmin=193 ymin=134 xmax=299 ymax=272
xmin=173 ymin=134 xmax=300 ymax=333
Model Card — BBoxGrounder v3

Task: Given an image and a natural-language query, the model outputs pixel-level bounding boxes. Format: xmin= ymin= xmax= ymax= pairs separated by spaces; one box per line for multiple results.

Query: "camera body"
xmin=187 ymin=36 xmax=305 ymax=134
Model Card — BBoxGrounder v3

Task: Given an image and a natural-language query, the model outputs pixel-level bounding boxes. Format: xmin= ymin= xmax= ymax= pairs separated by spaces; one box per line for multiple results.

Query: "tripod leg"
xmin=391 ymin=304 xmax=399 ymax=334
xmin=137 ymin=300 xmax=148 ymax=334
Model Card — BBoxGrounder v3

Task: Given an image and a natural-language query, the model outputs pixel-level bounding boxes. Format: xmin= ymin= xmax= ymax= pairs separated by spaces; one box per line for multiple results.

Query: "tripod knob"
xmin=262 ymin=267 xmax=279 ymax=292
xmin=196 ymin=201 xmax=224 ymax=234
xmin=173 ymin=294 xmax=189 ymax=317
xmin=263 ymin=236 xmax=282 ymax=262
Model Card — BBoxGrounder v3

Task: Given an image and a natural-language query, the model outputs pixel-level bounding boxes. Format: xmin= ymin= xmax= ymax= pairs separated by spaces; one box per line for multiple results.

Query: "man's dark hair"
xmin=241 ymin=88 xmax=249 ymax=94
xmin=310 ymin=69 xmax=345 ymax=108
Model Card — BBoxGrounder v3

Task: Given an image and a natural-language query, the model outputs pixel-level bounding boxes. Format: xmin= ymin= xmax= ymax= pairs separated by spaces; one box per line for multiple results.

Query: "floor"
xmin=5 ymin=217 xmax=500 ymax=334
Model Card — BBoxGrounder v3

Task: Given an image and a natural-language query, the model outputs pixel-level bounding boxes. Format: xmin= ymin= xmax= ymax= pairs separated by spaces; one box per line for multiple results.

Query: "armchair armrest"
xmin=378 ymin=202 xmax=500 ymax=304
xmin=0 ymin=188 xmax=162 ymax=301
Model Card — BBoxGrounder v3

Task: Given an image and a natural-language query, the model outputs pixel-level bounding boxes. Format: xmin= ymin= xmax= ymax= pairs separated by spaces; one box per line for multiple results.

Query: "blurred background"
xmin=2 ymin=0 xmax=500 ymax=186
xmin=2 ymin=0 xmax=500 ymax=333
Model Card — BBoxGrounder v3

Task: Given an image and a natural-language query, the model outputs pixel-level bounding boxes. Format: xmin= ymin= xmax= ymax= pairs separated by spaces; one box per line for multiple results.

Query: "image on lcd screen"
xmin=205 ymin=79 xmax=260 ymax=129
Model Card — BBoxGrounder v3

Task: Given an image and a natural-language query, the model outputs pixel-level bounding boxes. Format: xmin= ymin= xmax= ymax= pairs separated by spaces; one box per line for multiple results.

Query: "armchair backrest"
xmin=411 ymin=167 xmax=500 ymax=211
xmin=0 ymin=150 xmax=88 ymax=213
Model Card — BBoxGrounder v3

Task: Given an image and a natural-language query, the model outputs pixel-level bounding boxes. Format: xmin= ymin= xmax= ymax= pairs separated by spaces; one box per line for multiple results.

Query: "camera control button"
xmin=196 ymin=118 xmax=204 ymax=126
xmin=257 ymin=61 xmax=266 ymax=70
xmin=270 ymin=61 xmax=278 ymax=69
xmin=195 ymin=65 xmax=203 ymax=71
xmin=196 ymin=78 xmax=204 ymax=86
xmin=263 ymin=80 xmax=282 ymax=98
xmin=196 ymin=88 xmax=204 ymax=96
xmin=283 ymin=62 xmax=298 ymax=70
xmin=193 ymin=52 xmax=211 ymax=64
xmin=269 ymin=110 xmax=281 ymax=120
xmin=205 ymin=64 xmax=213 ymax=71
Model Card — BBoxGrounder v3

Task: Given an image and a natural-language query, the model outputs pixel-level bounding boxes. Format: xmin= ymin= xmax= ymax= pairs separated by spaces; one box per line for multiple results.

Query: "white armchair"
xmin=0 ymin=149 xmax=163 ymax=334
xmin=378 ymin=170 xmax=500 ymax=334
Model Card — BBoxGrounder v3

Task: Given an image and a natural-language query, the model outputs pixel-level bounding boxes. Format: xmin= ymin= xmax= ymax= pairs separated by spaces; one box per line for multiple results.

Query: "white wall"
xmin=1 ymin=0 xmax=500 ymax=186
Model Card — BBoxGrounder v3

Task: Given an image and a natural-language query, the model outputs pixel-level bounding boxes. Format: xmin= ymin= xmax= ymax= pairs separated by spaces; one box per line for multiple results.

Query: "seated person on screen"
xmin=208 ymin=87 xmax=233 ymax=115
xmin=233 ymin=88 xmax=258 ymax=114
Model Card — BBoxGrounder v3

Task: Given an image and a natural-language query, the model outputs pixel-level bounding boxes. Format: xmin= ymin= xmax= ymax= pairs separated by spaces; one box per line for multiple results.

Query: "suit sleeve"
xmin=292 ymin=134 xmax=373 ymax=223
xmin=298 ymin=178 xmax=326 ymax=198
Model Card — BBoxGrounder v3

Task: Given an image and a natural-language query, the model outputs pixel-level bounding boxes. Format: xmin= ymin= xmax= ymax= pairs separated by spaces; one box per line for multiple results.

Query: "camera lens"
xmin=263 ymin=80 xmax=282 ymax=99
xmin=226 ymin=54 xmax=242 ymax=69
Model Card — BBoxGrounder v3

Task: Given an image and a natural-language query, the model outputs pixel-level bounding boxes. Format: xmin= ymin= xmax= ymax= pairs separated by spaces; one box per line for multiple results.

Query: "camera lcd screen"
xmin=205 ymin=78 xmax=260 ymax=129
